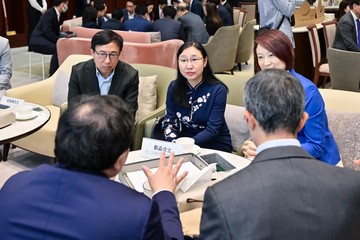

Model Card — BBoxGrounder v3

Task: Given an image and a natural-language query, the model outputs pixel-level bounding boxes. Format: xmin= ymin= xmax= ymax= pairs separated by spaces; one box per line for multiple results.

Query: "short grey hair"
xmin=244 ymin=69 xmax=305 ymax=134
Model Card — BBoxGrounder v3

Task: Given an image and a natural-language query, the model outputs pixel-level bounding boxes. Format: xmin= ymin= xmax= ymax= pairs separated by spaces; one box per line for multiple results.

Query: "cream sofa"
xmin=5 ymin=55 xmax=93 ymax=159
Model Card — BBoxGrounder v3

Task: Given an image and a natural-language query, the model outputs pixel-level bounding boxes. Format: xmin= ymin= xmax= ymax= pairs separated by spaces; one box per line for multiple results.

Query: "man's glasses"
xmin=178 ymin=58 xmax=203 ymax=65
xmin=94 ymin=51 xmax=119 ymax=61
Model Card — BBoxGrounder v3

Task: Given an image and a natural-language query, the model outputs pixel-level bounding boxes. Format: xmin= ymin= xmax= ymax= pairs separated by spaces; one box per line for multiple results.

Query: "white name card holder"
xmin=140 ymin=137 xmax=185 ymax=159
xmin=1 ymin=96 xmax=25 ymax=106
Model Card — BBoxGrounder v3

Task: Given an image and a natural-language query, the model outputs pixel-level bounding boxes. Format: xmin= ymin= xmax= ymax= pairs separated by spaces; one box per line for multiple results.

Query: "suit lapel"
xmin=86 ymin=60 xmax=101 ymax=94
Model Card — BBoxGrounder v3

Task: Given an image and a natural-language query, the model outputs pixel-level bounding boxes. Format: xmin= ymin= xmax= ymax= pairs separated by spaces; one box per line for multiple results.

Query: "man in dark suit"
xmin=123 ymin=5 xmax=152 ymax=32
xmin=28 ymin=0 xmax=47 ymax=44
xmin=184 ymin=0 xmax=204 ymax=19
xmin=0 ymin=94 xmax=188 ymax=239
xmin=153 ymin=0 xmax=168 ymax=21
xmin=101 ymin=8 xmax=124 ymax=30
xmin=333 ymin=0 xmax=360 ymax=52
xmin=29 ymin=0 xmax=69 ymax=76
xmin=68 ymin=30 xmax=139 ymax=116
xmin=122 ymin=0 xmax=137 ymax=22
xmin=152 ymin=6 xmax=186 ymax=41
xmin=177 ymin=2 xmax=209 ymax=44
xmin=199 ymin=69 xmax=360 ymax=240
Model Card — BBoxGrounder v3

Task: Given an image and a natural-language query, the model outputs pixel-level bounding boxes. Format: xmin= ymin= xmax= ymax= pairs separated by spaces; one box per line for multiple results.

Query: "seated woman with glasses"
xmin=242 ymin=29 xmax=340 ymax=165
xmin=161 ymin=41 xmax=232 ymax=152
xmin=68 ymin=30 xmax=139 ymax=117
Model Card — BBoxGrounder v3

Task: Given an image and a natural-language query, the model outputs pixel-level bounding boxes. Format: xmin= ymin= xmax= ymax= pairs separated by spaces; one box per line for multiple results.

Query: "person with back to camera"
xmin=242 ymin=29 xmax=340 ymax=165
xmin=162 ymin=41 xmax=233 ymax=152
xmin=0 ymin=94 xmax=188 ymax=239
xmin=68 ymin=30 xmax=139 ymax=117
xmin=333 ymin=0 xmax=360 ymax=51
xmin=82 ymin=5 xmax=99 ymax=29
xmin=204 ymin=2 xmax=224 ymax=36
xmin=199 ymin=69 xmax=360 ymax=240
xmin=338 ymin=0 xmax=350 ymax=21
xmin=151 ymin=5 xmax=186 ymax=41
xmin=101 ymin=8 xmax=124 ymax=30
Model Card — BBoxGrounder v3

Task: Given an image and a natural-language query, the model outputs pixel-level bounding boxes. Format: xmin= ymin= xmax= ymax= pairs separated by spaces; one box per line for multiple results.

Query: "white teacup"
xmin=142 ymin=181 xmax=153 ymax=198
xmin=173 ymin=137 xmax=195 ymax=153
xmin=17 ymin=105 xmax=33 ymax=117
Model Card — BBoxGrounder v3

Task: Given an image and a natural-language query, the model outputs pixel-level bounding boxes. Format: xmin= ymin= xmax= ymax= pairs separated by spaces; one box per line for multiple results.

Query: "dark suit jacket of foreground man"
xmin=0 ymin=164 xmax=183 ymax=239
xmin=199 ymin=146 xmax=360 ymax=240
xmin=68 ymin=59 xmax=139 ymax=115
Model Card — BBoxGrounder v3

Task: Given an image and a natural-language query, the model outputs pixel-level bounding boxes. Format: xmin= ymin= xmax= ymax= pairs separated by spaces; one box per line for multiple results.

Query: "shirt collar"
xmin=257 ymin=139 xmax=301 ymax=155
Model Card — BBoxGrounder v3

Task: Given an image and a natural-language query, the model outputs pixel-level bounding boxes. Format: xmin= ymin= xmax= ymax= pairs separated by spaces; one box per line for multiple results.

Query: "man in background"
xmin=333 ymin=0 xmax=360 ymax=52
xmin=152 ymin=5 xmax=186 ymax=41
xmin=29 ymin=0 xmax=69 ymax=76
xmin=0 ymin=94 xmax=187 ymax=239
xmin=0 ymin=37 xmax=12 ymax=98
xmin=28 ymin=0 xmax=47 ymax=45
xmin=199 ymin=69 xmax=360 ymax=240
xmin=68 ymin=30 xmax=139 ymax=117
xmin=177 ymin=2 xmax=209 ymax=44
xmin=122 ymin=0 xmax=137 ymax=22
xmin=101 ymin=8 xmax=124 ymax=30
xmin=123 ymin=5 xmax=152 ymax=32
xmin=183 ymin=0 xmax=204 ymax=19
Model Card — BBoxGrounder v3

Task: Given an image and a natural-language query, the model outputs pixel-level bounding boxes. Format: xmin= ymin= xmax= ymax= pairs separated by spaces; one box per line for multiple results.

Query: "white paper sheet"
xmin=126 ymin=162 xmax=201 ymax=193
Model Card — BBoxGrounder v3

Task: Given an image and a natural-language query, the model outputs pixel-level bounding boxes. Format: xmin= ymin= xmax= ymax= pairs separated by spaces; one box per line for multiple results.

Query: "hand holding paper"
xmin=143 ymin=152 xmax=188 ymax=193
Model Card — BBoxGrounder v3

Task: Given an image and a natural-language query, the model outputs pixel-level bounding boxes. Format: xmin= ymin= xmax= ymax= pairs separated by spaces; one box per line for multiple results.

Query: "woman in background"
xmin=338 ymin=0 xmax=350 ymax=21
xmin=204 ymin=2 xmax=224 ymax=36
xmin=243 ymin=29 xmax=340 ymax=165
xmin=146 ymin=0 xmax=155 ymax=22
xmin=162 ymin=41 xmax=232 ymax=152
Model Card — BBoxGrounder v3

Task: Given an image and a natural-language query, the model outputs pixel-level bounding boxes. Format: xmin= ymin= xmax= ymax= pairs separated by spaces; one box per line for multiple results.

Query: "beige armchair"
xmin=131 ymin=64 xmax=177 ymax=150
xmin=319 ymin=89 xmax=360 ymax=170
xmin=203 ymin=25 xmax=241 ymax=74
xmin=5 ymin=54 xmax=92 ymax=159
xmin=235 ymin=19 xmax=256 ymax=71
xmin=327 ymin=47 xmax=360 ymax=92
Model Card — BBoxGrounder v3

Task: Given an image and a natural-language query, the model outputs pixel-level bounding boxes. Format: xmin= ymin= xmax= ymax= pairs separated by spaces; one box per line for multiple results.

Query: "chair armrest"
xmin=5 ymin=78 xmax=54 ymax=106
xmin=132 ymin=105 xmax=166 ymax=150
xmin=60 ymin=102 xmax=68 ymax=115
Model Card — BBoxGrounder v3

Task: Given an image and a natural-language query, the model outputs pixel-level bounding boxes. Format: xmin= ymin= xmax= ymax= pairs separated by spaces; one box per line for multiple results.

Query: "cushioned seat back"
xmin=215 ymin=73 xmax=251 ymax=106
xmin=57 ymin=38 xmax=92 ymax=65
xmin=121 ymin=40 xmax=184 ymax=69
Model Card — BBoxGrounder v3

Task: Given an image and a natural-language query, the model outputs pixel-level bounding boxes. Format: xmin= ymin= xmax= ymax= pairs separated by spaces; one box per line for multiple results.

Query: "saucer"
xmin=15 ymin=111 xmax=38 ymax=121
xmin=192 ymin=145 xmax=201 ymax=155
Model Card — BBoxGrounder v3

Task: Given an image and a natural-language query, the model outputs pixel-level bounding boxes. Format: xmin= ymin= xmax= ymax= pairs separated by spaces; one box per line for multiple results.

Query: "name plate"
xmin=1 ymin=96 xmax=25 ymax=106
xmin=140 ymin=137 xmax=184 ymax=158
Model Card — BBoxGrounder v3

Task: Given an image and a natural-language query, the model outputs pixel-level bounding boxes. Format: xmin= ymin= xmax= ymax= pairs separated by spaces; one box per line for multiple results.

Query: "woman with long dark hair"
xmin=162 ymin=41 xmax=232 ymax=152
xmin=205 ymin=2 xmax=224 ymax=36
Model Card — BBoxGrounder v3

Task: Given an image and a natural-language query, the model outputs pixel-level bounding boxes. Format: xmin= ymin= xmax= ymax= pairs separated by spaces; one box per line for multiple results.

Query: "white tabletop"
xmin=124 ymin=148 xmax=251 ymax=170
xmin=0 ymin=102 xmax=50 ymax=144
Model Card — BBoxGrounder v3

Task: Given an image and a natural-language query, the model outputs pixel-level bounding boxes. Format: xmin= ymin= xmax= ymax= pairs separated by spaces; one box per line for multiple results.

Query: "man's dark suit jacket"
xmin=178 ymin=12 xmax=209 ymax=44
xmin=68 ymin=59 xmax=139 ymax=115
xmin=0 ymin=164 xmax=184 ymax=239
xmin=29 ymin=7 xmax=60 ymax=46
xmin=218 ymin=5 xmax=234 ymax=26
xmin=101 ymin=18 xmax=124 ymax=30
xmin=151 ymin=17 xmax=186 ymax=41
xmin=190 ymin=0 xmax=204 ymax=19
xmin=200 ymin=146 xmax=360 ymax=240
xmin=333 ymin=12 xmax=360 ymax=52
xmin=123 ymin=16 xmax=152 ymax=32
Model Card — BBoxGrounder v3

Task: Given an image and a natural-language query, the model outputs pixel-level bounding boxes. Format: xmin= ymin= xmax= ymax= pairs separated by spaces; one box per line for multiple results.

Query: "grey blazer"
xmin=333 ymin=12 xmax=360 ymax=52
xmin=200 ymin=146 xmax=360 ymax=240
xmin=178 ymin=12 xmax=209 ymax=44
xmin=68 ymin=59 xmax=139 ymax=115
xmin=0 ymin=37 xmax=12 ymax=97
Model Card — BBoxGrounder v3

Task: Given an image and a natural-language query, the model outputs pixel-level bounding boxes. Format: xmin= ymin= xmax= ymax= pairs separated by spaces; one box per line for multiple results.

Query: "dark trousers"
xmin=29 ymin=43 xmax=58 ymax=76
